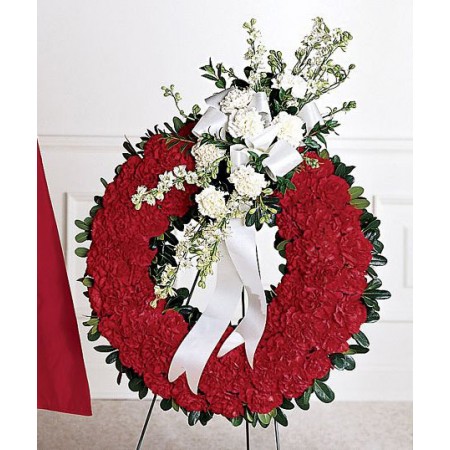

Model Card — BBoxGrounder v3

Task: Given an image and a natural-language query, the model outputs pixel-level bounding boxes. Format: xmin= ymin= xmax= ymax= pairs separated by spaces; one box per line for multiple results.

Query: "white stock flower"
xmin=273 ymin=111 xmax=305 ymax=147
xmin=229 ymin=165 xmax=267 ymax=199
xmin=185 ymin=172 xmax=199 ymax=184
xmin=219 ymin=88 xmax=254 ymax=113
xmin=228 ymin=108 xmax=265 ymax=139
xmin=173 ymin=165 xmax=187 ymax=177
xmin=195 ymin=186 xmax=228 ymax=219
xmin=272 ymin=73 xmax=307 ymax=98
xmin=191 ymin=142 xmax=225 ymax=169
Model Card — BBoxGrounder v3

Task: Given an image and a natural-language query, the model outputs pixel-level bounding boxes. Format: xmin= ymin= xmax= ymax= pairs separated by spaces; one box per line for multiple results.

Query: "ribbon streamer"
xmin=168 ymin=219 xmax=266 ymax=393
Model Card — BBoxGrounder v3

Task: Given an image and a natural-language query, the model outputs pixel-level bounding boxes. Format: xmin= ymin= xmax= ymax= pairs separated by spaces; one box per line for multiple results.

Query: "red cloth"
xmin=37 ymin=145 xmax=92 ymax=416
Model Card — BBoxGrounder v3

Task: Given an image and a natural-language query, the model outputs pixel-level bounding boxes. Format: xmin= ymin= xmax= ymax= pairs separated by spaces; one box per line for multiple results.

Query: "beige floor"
xmin=38 ymin=400 xmax=412 ymax=449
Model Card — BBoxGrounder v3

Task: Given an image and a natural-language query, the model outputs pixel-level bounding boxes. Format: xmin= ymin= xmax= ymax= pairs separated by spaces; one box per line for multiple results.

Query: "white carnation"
xmin=191 ymin=142 xmax=225 ymax=169
xmin=228 ymin=108 xmax=265 ymax=139
xmin=229 ymin=165 xmax=267 ymax=199
xmin=273 ymin=111 xmax=305 ymax=147
xmin=272 ymin=73 xmax=307 ymax=98
xmin=219 ymin=88 xmax=254 ymax=113
xmin=195 ymin=186 xmax=228 ymax=219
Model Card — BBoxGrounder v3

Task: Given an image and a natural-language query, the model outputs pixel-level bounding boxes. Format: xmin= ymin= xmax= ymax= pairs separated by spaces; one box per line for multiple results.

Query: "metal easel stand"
xmin=135 ymin=247 xmax=281 ymax=449
xmin=135 ymin=400 xmax=280 ymax=450
xmin=135 ymin=394 xmax=157 ymax=450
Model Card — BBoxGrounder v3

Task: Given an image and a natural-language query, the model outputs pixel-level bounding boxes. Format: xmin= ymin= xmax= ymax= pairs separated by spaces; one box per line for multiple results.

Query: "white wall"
xmin=38 ymin=0 xmax=412 ymax=401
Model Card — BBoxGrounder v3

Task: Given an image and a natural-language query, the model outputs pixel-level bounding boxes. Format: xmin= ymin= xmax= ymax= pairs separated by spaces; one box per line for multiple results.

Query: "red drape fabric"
xmin=37 ymin=145 xmax=92 ymax=416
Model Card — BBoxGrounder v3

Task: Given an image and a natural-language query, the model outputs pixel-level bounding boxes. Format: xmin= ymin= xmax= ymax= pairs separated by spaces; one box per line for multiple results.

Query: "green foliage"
xmin=75 ymin=247 xmax=89 ymax=258
xmin=199 ymin=58 xmax=236 ymax=89
xmin=313 ymin=379 xmax=335 ymax=403
xmin=330 ymin=353 xmax=356 ymax=371
xmin=245 ymin=194 xmax=281 ymax=231
xmin=304 ymin=119 xmax=340 ymax=151
xmin=295 ymin=387 xmax=312 ymax=410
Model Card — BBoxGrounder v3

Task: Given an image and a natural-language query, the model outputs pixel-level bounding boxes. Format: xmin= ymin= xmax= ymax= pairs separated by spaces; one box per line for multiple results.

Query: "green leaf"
xmin=363 ymin=219 xmax=381 ymax=231
xmin=173 ymin=116 xmax=184 ymax=132
xmin=128 ymin=377 xmax=143 ymax=392
xmin=94 ymin=345 xmax=115 ymax=352
xmin=363 ymin=289 xmax=391 ymax=300
xmin=100 ymin=177 xmax=108 ymax=188
xmin=215 ymin=78 xmax=226 ymax=89
xmin=82 ymin=277 xmax=93 ymax=287
xmin=105 ymin=351 xmax=119 ymax=364
xmin=344 ymin=355 xmax=356 ymax=370
xmin=371 ymin=254 xmax=388 ymax=266
xmin=295 ymin=387 xmax=312 ymax=410
xmin=349 ymin=186 xmax=364 ymax=199
xmin=138 ymin=385 xmax=148 ymax=399
xmin=176 ymin=288 xmax=190 ymax=299
xmin=366 ymin=278 xmax=382 ymax=291
xmin=372 ymin=240 xmax=384 ymax=254
xmin=75 ymin=231 xmax=89 ymax=243
xmin=231 ymin=416 xmax=243 ymax=427
xmin=366 ymin=309 xmax=380 ymax=323
xmin=313 ymin=380 xmax=335 ymax=403
xmin=280 ymin=398 xmax=295 ymax=410
xmin=83 ymin=317 xmax=98 ymax=327
xmin=366 ymin=266 xmax=378 ymax=279
xmin=330 ymin=353 xmax=347 ymax=370
xmin=75 ymin=219 xmax=90 ymax=231
xmin=245 ymin=212 xmax=256 ymax=227
xmin=278 ymin=264 xmax=287 ymax=275
xmin=274 ymin=408 xmax=288 ymax=427
xmin=344 ymin=345 xmax=370 ymax=355
xmin=350 ymin=198 xmax=370 ymax=209
xmin=160 ymin=398 xmax=172 ymax=411
xmin=276 ymin=240 xmax=290 ymax=252
xmin=353 ymin=331 xmax=370 ymax=348
xmin=188 ymin=411 xmax=201 ymax=426
xmin=258 ymin=413 xmax=272 ymax=425
xmin=362 ymin=296 xmax=380 ymax=309
xmin=75 ymin=247 xmax=89 ymax=258
xmin=90 ymin=204 xmax=102 ymax=218
xmin=335 ymin=163 xmax=347 ymax=177
xmin=87 ymin=329 xmax=100 ymax=341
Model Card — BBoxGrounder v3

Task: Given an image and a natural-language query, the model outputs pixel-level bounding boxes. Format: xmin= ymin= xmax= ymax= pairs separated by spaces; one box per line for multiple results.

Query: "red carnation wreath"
xmin=75 ymin=18 xmax=390 ymax=428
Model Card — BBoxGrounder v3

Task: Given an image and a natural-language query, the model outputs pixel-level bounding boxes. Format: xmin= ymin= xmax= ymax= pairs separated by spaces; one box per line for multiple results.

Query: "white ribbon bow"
xmin=168 ymin=89 xmax=323 ymax=393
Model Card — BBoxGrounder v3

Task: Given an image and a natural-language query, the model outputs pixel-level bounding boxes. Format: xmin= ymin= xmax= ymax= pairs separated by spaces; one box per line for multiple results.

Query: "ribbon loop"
xmin=298 ymin=102 xmax=323 ymax=133
xmin=263 ymin=140 xmax=303 ymax=181
xmin=192 ymin=107 xmax=228 ymax=139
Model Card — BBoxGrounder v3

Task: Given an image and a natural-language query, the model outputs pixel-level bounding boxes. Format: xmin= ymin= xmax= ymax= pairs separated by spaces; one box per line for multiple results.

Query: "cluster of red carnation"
xmin=86 ymin=132 xmax=373 ymax=417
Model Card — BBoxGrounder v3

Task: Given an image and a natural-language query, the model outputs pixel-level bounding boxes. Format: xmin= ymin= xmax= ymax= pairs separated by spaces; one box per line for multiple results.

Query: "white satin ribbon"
xmin=168 ymin=219 xmax=266 ymax=393
xmin=299 ymin=102 xmax=324 ymax=133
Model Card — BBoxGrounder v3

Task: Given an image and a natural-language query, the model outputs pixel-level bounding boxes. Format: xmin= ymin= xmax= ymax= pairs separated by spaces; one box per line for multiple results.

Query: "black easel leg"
xmin=136 ymin=394 xmax=157 ymax=450
xmin=274 ymin=420 xmax=280 ymax=450
xmin=246 ymin=420 xmax=250 ymax=450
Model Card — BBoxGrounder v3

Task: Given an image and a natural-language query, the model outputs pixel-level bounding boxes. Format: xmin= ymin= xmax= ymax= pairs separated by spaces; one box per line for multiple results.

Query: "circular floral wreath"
xmin=75 ymin=18 xmax=390 ymax=428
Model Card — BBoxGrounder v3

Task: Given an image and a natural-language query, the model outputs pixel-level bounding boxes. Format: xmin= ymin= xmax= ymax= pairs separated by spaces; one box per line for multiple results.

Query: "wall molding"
xmin=39 ymin=135 xmax=413 ymax=153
